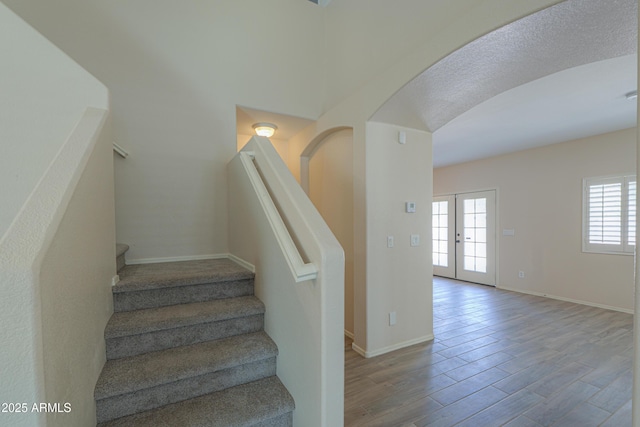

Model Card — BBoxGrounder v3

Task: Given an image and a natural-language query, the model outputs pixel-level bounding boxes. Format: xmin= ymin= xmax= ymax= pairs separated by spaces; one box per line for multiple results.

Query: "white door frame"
xmin=433 ymin=190 xmax=497 ymax=286
xmin=455 ymin=190 xmax=496 ymax=286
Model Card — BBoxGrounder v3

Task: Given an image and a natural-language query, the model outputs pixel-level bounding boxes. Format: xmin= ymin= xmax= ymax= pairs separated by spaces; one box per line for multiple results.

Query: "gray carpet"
xmin=105 ymin=296 xmax=265 ymax=358
xmin=95 ymin=256 xmax=294 ymax=426
xmin=114 ymin=258 xmax=254 ymax=292
xmin=97 ymin=377 xmax=294 ymax=427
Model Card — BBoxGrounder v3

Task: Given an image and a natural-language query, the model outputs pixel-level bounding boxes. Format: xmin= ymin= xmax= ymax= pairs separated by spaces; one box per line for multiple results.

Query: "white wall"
xmin=39 ymin=115 xmax=115 ymax=427
xmin=360 ymin=122 xmax=433 ymax=356
xmin=0 ymin=109 xmax=113 ymax=427
xmin=2 ymin=0 xmax=565 ymax=263
xmin=324 ymin=0 xmax=473 ymax=110
xmin=434 ymin=128 xmax=636 ymax=312
xmin=322 ymin=0 xmax=563 ymax=113
xmin=1 ymin=0 xmax=326 ymax=262
xmin=0 ymin=5 xmax=111 ymax=426
xmin=0 ymin=2 xmax=108 ymax=240
xmin=289 ymin=0 xmax=566 ymax=354
xmin=3 ymin=0 xmax=576 ymax=374
xmin=308 ymin=128 xmax=355 ymax=335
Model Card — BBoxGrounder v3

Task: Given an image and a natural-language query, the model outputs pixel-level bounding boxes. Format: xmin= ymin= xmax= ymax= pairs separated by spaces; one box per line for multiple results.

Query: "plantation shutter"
xmin=583 ymin=175 xmax=636 ymax=254
xmin=627 ymin=180 xmax=636 ymax=250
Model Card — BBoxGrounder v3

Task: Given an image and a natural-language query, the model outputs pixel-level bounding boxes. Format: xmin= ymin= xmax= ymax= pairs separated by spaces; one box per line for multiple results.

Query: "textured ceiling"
xmin=435 ymin=54 xmax=637 ymax=166
xmin=371 ymin=0 xmax=638 ymax=166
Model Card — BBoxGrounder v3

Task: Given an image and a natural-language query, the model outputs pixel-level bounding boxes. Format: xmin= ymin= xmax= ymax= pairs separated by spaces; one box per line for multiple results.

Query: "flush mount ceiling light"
xmin=625 ymin=90 xmax=637 ymax=100
xmin=252 ymin=122 xmax=278 ymax=138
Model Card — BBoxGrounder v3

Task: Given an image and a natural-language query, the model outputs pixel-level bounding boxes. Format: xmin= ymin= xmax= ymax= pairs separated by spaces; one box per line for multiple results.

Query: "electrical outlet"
xmin=518 ymin=271 xmax=525 ymax=278
xmin=410 ymin=234 xmax=420 ymax=247
xmin=387 ymin=236 xmax=394 ymax=248
xmin=389 ymin=311 xmax=397 ymax=326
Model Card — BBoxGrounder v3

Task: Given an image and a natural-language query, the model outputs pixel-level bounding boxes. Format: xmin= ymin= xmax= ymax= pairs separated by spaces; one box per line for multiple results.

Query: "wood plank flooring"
xmin=345 ymin=276 xmax=633 ymax=426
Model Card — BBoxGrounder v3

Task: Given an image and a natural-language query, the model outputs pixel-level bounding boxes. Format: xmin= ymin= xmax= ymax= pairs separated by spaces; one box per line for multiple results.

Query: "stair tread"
xmin=105 ymin=296 xmax=265 ymax=339
xmin=114 ymin=258 xmax=253 ymax=293
xmin=95 ymin=331 xmax=277 ymax=400
xmin=97 ymin=376 xmax=294 ymax=427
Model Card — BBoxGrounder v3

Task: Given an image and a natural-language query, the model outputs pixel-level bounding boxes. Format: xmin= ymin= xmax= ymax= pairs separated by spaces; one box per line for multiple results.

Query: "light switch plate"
xmin=398 ymin=131 xmax=406 ymax=144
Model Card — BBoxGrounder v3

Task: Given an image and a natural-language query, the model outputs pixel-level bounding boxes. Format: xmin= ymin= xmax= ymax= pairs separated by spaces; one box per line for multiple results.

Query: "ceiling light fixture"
xmin=252 ymin=122 xmax=278 ymax=138
xmin=625 ymin=90 xmax=637 ymax=101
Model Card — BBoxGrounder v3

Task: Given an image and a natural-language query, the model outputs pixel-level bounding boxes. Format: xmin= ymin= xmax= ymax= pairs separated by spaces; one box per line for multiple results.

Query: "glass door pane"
xmin=462 ymin=197 xmax=488 ymax=273
xmin=432 ymin=195 xmax=456 ymax=278
xmin=455 ymin=190 xmax=496 ymax=286
xmin=432 ymin=200 xmax=449 ymax=267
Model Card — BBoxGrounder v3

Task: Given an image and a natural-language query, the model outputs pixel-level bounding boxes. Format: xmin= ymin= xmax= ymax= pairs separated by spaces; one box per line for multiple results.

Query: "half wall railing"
xmin=228 ymin=135 xmax=344 ymax=427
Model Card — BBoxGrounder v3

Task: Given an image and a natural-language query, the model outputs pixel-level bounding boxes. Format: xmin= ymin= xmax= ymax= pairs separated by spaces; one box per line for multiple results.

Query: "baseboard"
xmin=351 ymin=342 xmax=366 ymax=357
xmin=497 ymin=285 xmax=634 ymax=314
xmin=125 ymin=253 xmax=257 ymax=274
xmin=352 ymin=334 xmax=435 ymax=359
xmin=126 ymin=253 xmax=230 ymax=265
xmin=227 ymin=254 xmax=256 ymax=273
xmin=344 ymin=330 xmax=354 ymax=340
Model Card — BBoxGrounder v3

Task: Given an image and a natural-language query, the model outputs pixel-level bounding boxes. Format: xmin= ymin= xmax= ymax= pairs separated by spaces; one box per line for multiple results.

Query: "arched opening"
xmin=343 ymin=0 xmax=638 ymax=423
xmin=302 ymin=127 xmax=355 ymax=337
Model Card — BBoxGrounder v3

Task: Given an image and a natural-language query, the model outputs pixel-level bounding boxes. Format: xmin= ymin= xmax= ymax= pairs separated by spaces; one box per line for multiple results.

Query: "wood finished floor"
xmin=345 ymin=276 xmax=633 ymax=426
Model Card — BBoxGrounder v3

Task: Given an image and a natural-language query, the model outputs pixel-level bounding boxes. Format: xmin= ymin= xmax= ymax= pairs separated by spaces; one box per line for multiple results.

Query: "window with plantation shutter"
xmin=583 ymin=175 xmax=636 ymax=254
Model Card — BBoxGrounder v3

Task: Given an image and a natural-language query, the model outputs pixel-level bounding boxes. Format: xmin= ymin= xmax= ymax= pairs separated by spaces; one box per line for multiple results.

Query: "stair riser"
xmin=97 ymin=411 xmax=294 ymax=427
xmin=106 ymin=314 xmax=265 ymax=359
xmin=96 ymin=356 xmax=277 ymax=423
xmin=255 ymin=412 xmax=294 ymax=427
xmin=113 ymin=279 xmax=254 ymax=312
xmin=96 ymin=376 xmax=294 ymax=427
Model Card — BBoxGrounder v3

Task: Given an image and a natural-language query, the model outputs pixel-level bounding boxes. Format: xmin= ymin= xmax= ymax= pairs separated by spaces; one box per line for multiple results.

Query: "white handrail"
xmin=238 ymin=151 xmax=318 ymax=282
xmin=112 ymin=142 xmax=129 ymax=158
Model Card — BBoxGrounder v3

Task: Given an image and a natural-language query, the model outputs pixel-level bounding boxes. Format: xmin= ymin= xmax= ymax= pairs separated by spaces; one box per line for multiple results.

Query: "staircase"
xmin=94 ymin=248 xmax=295 ymax=426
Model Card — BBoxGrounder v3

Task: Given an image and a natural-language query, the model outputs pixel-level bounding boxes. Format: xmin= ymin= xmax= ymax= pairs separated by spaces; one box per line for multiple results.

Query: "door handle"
xmin=456 ymin=240 xmax=460 ymax=243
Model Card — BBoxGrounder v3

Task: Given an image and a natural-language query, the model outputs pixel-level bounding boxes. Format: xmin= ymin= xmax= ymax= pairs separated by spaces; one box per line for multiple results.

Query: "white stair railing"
xmin=112 ymin=142 xmax=129 ymax=158
xmin=228 ymin=135 xmax=344 ymax=427
xmin=238 ymin=150 xmax=317 ymax=282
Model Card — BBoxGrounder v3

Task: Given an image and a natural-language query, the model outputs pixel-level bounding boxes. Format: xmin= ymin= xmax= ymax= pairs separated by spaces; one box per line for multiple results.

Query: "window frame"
xmin=582 ymin=174 xmax=636 ymax=255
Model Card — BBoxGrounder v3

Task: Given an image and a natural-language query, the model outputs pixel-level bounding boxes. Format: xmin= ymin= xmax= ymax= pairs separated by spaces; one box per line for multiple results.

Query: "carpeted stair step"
xmin=116 ymin=244 xmax=129 ymax=273
xmin=97 ymin=376 xmax=294 ymax=427
xmin=95 ymin=331 xmax=278 ymax=424
xmin=113 ymin=259 xmax=254 ymax=312
xmin=105 ymin=296 xmax=265 ymax=359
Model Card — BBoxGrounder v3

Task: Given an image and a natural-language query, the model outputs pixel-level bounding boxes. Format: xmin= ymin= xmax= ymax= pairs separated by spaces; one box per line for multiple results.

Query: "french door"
xmin=433 ymin=190 xmax=496 ymax=286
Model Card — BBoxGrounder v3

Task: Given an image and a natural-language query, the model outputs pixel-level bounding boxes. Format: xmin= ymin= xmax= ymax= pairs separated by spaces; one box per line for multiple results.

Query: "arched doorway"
xmin=302 ymin=127 xmax=355 ymax=337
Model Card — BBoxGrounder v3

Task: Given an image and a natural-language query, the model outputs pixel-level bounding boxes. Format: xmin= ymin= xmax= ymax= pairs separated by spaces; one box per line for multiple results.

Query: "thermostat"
xmin=406 ymin=201 xmax=416 ymax=213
